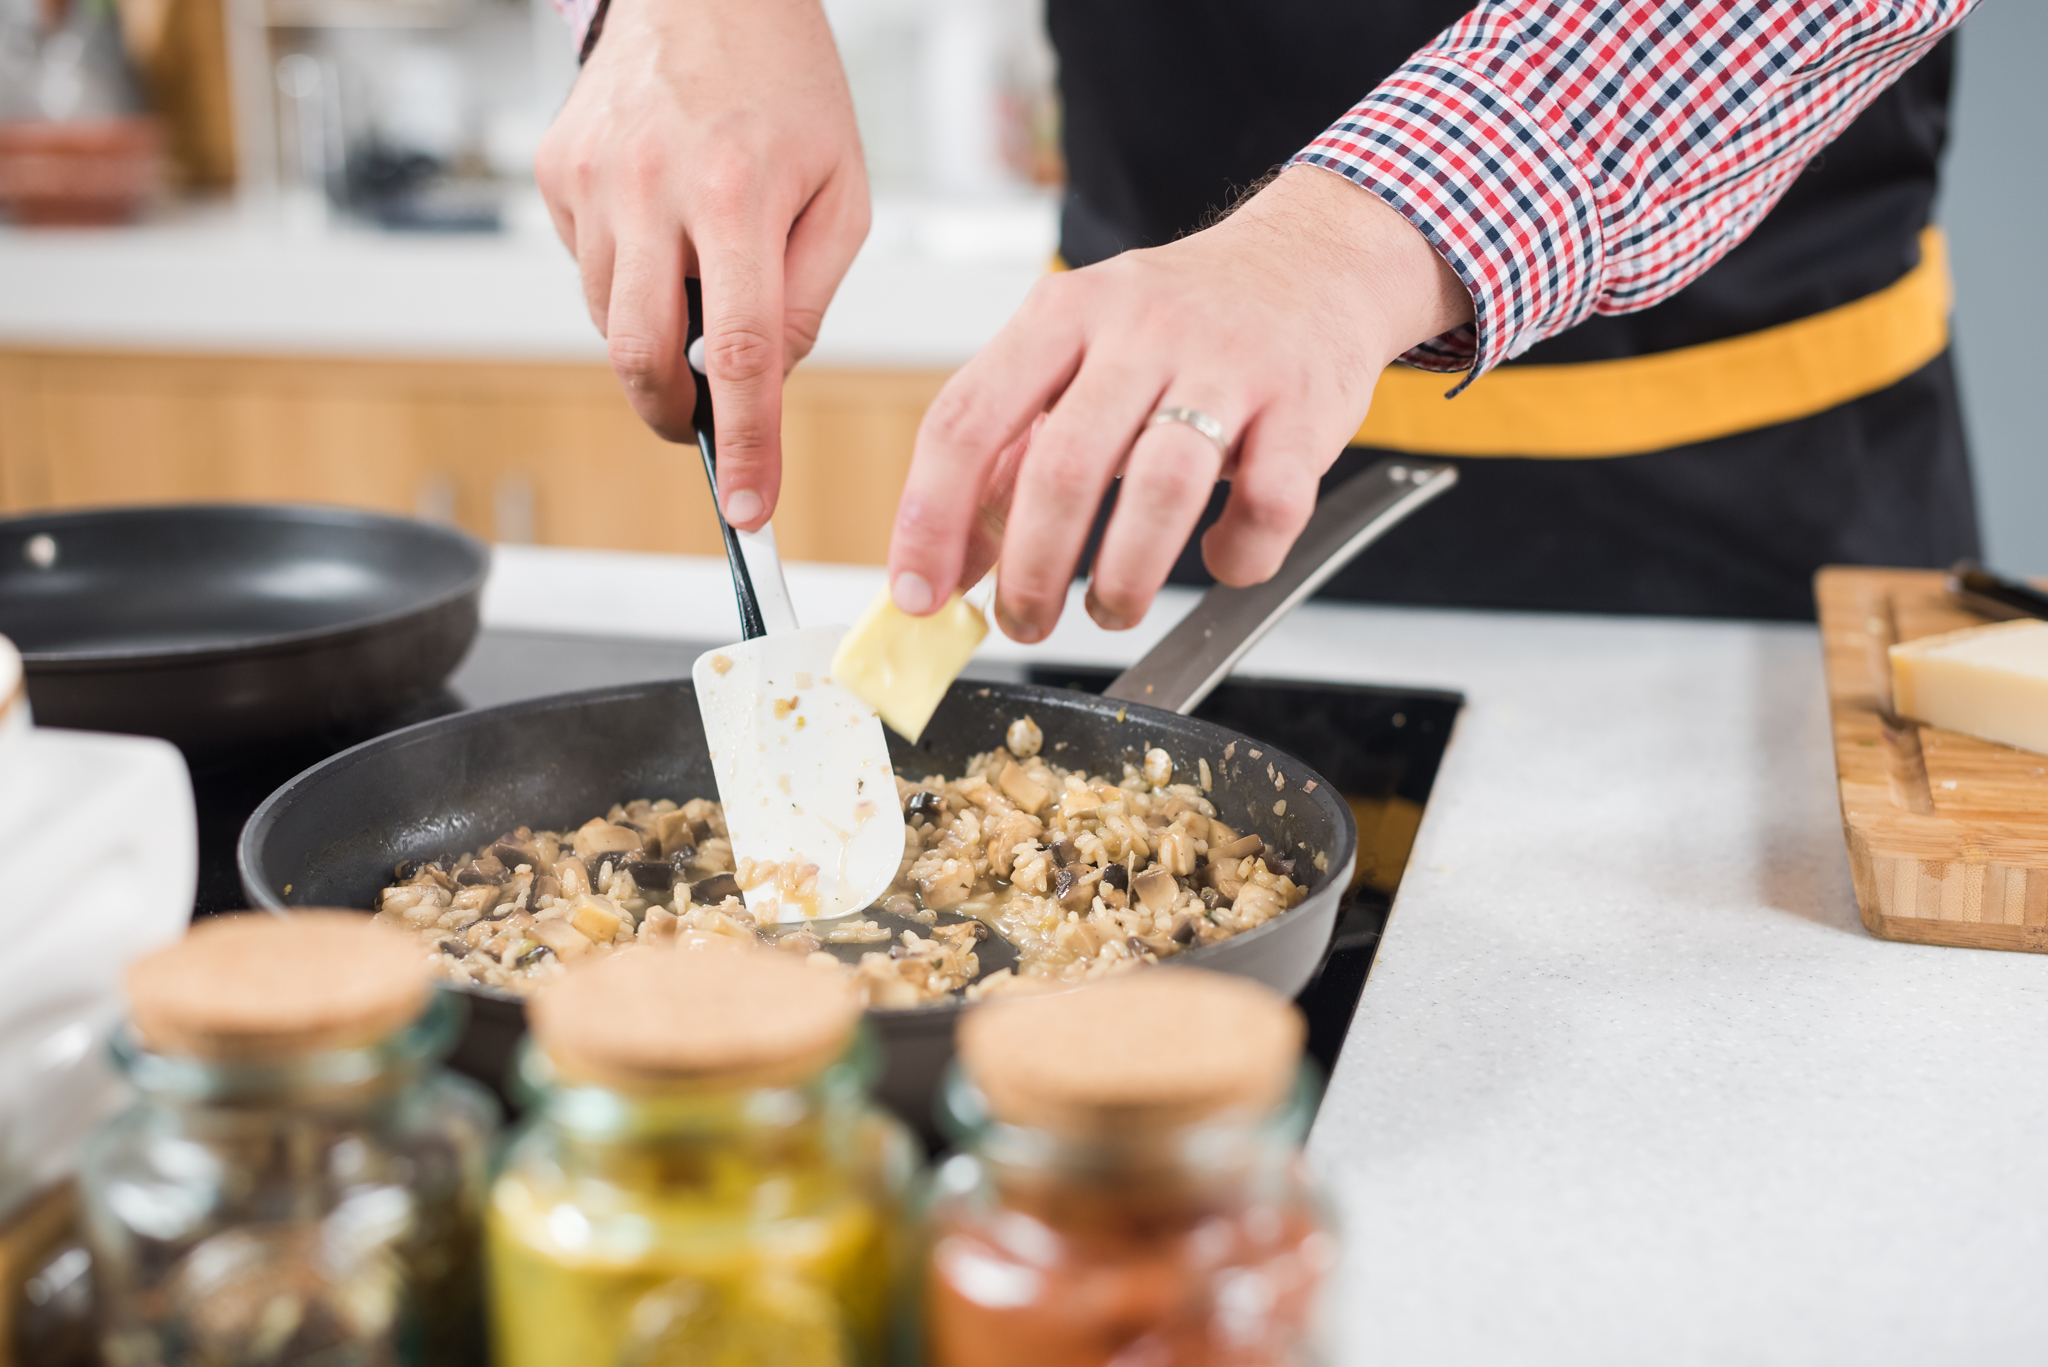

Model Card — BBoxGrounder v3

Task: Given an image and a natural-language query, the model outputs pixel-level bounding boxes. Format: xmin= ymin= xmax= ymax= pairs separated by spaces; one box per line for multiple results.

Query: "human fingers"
xmin=532 ymin=120 xmax=581 ymax=257
xmin=990 ymin=355 xmax=1165 ymax=642
xmin=956 ymin=413 xmax=1043 ymax=590
xmin=540 ymin=181 xmax=577 ymax=258
xmin=780 ymin=167 xmax=869 ymax=369
xmin=694 ymin=214 xmax=787 ymax=529
xmin=888 ymin=278 xmax=1090 ymax=616
xmin=1085 ymin=397 xmax=1240 ymax=630
xmin=572 ymin=219 xmax=617 ymax=340
xmin=603 ymin=219 xmax=697 ymax=443
xmin=1198 ymin=415 xmax=1329 ymax=587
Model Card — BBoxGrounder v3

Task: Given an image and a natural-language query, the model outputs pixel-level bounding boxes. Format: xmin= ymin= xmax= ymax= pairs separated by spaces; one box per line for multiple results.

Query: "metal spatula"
xmin=683 ymin=287 xmax=905 ymax=924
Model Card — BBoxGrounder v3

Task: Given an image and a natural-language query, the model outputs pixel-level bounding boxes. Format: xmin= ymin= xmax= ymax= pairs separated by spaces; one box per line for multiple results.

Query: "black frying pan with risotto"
xmin=240 ymin=460 xmax=1454 ymax=1128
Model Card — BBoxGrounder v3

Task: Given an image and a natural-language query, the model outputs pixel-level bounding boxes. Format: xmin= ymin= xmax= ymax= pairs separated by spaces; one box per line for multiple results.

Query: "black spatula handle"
xmin=686 ymin=278 xmax=767 ymax=641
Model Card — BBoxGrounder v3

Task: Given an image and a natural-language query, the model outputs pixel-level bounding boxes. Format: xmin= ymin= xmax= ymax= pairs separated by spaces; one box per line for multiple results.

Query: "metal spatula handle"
xmin=1104 ymin=458 xmax=1457 ymax=713
xmin=688 ymin=280 xmax=796 ymax=640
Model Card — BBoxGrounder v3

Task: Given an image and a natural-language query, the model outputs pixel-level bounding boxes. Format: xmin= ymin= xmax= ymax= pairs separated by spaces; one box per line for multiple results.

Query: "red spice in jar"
xmin=927 ymin=971 xmax=1337 ymax=1367
xmin=928 ymin=1182 xmax=1331 ymax=1366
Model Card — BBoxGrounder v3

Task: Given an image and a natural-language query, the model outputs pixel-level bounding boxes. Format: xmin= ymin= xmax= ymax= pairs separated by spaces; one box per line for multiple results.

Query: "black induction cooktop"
xmin=183 ymin=629 xmax=1460 ymax=1086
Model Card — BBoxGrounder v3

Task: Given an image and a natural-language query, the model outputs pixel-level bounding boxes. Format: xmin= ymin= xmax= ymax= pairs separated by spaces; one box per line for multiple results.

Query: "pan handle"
xmin=1103 ymin=458 xmax=1457 ymax=714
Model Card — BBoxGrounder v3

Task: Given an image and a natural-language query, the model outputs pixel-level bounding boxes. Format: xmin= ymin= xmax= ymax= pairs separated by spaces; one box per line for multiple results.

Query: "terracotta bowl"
xmin=0 ymin=118 xmax=165 ymax=227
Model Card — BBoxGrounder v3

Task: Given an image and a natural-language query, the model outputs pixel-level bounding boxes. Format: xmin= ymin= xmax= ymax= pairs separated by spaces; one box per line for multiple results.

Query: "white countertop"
xmin=0 ymin=192 xmax=1056 ymax=366
xmin=488 ymin=545 xmax=2048 ymax=1365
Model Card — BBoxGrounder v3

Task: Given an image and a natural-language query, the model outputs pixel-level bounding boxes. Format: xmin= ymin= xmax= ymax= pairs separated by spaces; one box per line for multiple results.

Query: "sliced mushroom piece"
xmin=643 ymin=809 xmax=683 ymax=856
xmin=690 ymin=873 xmax=743 ymax=905
xmin=1055 ymin=917 xmax=1116 ymax=959
xmin=1170 ymin=913 xmax=1199 ymax=945
xmin=408 ymin=862 xmax=456 ymax=892
xmin=904 ymin=790 xmax=943 ymax=823
xmin=490 ymin=836 xmax=543 ymax=870
xmin=616 ymin=820 xmax=659 ymax=853
xmin=1132 ymin=866 xmax=1178 ymax=915
xmin=1051 ymin=864 xmax=1100 ymax=912
xmin=455 ymin=852 xmax=508 ymax=886
xmin=528 ymin=917 xmax=592 ymax=962
xmin=572 ymin=818 xmax=644 ymax=861
xmin=997 ymin=760 xmax=1050 ymax=815
xmin=437 ymin=938 xmax=469 ymax=959
xmin=451 ymin=885 xmax=502 ymax=917
xmin=1210 ymin=833 xmax=1264 ymax=863
xmin=554 ymin=856 xmax=591 ymax=898
xmin=1209 ymin=855 xmax=1250 ymax=900
xmin=562 ymin=893 xmax=624 ymax=942
xmin=620 ymin=858 xmax=675 ymax=891
xmin=1100 ymin=863 xmax=1131 ymax=893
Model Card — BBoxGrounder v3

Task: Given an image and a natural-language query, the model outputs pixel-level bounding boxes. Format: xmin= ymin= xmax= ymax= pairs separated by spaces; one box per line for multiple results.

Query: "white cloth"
xmin=0 ymin=707 xmax=195 ymax=1222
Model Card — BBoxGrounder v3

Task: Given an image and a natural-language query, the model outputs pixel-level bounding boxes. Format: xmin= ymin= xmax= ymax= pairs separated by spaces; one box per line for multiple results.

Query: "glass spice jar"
xmin=76 ymin=911 xmax=500 ymax=1367
xmin=486 ymin=943 xmax=918 ymax=1367
xmin=923 ymin=970 xmax=1339 ymax=1367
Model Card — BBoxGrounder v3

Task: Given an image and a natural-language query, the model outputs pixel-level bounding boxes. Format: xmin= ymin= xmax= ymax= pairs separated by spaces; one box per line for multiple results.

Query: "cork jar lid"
xmin=958 ymin=969 xmax=1303 ymax=1137
xmin=530 ymin=945 xmax=861 ymax=1089
xmin=127 ymin=912 xmax=431 ymax=1060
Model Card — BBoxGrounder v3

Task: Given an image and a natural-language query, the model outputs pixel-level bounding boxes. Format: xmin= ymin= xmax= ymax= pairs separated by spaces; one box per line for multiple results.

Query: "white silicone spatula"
xmin=682 ymin=292 xmax=904 ymax=924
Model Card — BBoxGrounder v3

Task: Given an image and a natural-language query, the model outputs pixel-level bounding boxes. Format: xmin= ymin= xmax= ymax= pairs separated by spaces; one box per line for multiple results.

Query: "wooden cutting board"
xmin=1818 ymin=566 xmax=2048 ymax=953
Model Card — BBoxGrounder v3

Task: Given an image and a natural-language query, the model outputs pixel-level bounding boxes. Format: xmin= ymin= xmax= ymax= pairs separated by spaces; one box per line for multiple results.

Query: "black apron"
xmin=1051 ymin=1 xmax=1978 ymax=620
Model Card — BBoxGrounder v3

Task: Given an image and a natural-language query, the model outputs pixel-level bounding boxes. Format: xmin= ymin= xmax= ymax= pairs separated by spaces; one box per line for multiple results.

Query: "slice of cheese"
xmin=1890 ymin=619 xmax=2048 ymax=755
xmin=831 ymin=588 xmax=988 ymax=742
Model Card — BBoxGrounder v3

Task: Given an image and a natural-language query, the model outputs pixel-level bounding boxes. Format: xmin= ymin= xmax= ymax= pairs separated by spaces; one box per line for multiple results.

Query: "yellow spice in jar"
xmin=487 ymin=1143 xmax=896 ymax=1367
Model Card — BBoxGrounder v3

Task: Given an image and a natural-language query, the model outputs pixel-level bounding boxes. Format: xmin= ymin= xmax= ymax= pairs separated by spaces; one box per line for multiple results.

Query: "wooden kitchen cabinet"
xmin=0 ymin=349 xmax=951 ymax=564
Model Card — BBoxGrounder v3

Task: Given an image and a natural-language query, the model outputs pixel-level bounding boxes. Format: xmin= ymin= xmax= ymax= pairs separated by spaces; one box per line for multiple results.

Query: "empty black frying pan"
xmin=0 ymin=504 xmax=487 ymax=751
xmin=240 ymin=460 xmax=1456 ymax=1129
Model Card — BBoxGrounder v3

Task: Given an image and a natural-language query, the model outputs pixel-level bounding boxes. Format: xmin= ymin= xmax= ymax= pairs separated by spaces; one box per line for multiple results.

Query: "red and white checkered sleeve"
xmin=551 ymin=0 xmax=605 ymax=60
xmin=1292 ymin=0 xmax=1979 ymax=387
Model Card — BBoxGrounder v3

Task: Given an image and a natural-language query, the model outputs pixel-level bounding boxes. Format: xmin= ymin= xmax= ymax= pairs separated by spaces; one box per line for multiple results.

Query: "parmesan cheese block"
xmin=1890 ymin=619 xmax=2048 ymax=754
xmin=830 ymin=588 xmax=988 ymax=742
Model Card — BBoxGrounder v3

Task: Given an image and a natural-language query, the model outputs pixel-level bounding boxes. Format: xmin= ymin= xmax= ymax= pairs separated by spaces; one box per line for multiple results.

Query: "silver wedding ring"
xmin=1147 ymin=405 xmax=1231 ymax=457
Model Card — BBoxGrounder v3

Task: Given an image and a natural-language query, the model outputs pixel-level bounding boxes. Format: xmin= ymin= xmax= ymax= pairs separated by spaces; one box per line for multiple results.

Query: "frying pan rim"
xmin=238 ymin=677 xmax=1360 ymax=1021
xmin=0 ymin=503 xmax=489 ymax=667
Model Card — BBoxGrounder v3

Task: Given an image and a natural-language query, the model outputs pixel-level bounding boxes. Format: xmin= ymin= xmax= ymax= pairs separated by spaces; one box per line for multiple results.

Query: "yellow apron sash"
xmin=1355 ymin=227 xmax=1952 ymax=458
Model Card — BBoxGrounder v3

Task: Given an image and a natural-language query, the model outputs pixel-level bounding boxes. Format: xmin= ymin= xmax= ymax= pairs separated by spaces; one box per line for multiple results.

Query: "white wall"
xmin=1945 ymin=3 xmax=2048 ymax=573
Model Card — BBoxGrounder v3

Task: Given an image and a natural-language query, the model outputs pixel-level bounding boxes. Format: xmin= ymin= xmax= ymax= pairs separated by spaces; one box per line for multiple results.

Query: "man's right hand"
xmin=535 ymin=0 xmax=867 ymax=531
